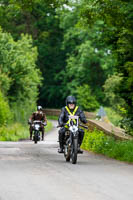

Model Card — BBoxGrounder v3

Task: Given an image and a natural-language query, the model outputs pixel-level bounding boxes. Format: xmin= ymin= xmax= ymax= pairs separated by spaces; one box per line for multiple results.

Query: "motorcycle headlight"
xmin=70 ymin=125 xmax=78 ymax=132
xmin=34 ymin=124 xmax=40 ymax=130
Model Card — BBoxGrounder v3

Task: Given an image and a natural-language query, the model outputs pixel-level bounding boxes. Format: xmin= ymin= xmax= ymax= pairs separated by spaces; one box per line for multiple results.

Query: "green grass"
xmin=104 ymin=107 xmax=122 ymax=127
xmin=0 ymin=123 xmax=29 ymax=141
xmin=81 ymin=129 xmax=133 ymax=163
xmin=47 ymin=115 xmax=58 ymax=120
xmin=45 ymin=120 xmax=53 ymax=132
xmin=0 ymin=120 xmax=53 ymax=141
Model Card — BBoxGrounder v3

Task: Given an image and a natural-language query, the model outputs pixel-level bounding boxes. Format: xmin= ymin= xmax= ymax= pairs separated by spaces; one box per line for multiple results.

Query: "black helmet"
xmin=66 ymin=96 xmax=76 ymax=106
xmin=37 ymin=106 xmax=42 ymax=111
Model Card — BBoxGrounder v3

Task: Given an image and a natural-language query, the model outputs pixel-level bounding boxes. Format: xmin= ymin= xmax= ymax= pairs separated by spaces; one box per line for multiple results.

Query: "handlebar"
xmin=57 ymin=124 xmax=88 ymax=129
xmin=29 ymin=121 xmax=47 ymax=126
xmin=33 ymin=120 xmax=42 ymax=123
xmin=79 ymin=124 xmax=88 ymax=129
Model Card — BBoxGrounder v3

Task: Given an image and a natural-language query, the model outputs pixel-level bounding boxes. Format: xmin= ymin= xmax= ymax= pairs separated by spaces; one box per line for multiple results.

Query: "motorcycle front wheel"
xmin=34 ymin=131 xmax=39 ymax=144
xmin=64 ymin=141 xmax=71 ymax=162
xmin=71 ymin=138 xmax=78 ymax=164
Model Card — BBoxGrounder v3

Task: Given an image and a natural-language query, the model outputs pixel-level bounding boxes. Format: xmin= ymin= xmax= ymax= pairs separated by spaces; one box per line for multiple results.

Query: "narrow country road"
xmin=0 ymin=120 xmax=133 ymax=200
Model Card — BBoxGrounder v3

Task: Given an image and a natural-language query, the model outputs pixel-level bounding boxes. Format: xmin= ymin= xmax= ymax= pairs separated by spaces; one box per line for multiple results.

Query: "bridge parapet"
xmin=44 ymin=108 xmax=133 ymax=140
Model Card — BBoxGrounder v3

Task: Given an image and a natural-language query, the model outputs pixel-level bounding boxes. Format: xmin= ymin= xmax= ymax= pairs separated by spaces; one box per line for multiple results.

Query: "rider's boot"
xmin=78 ymin=149 xmax=83 ymax=154
xmin=30 ymin=132 xmax=32 ymax=140
xmin=42 ymin=132 xmax=44 ymax=141
xmin=78 ymin=144 xmax=83 ymax=154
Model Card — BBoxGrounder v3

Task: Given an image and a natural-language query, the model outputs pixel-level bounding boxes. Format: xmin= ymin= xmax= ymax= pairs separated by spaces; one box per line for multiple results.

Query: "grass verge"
xmin=47 ymin=115 xmax=58 ymax=120
xmin=81 ymin=129 xmax=133 ymax=163
xmin=0 ymin=120 xmax=53 ymax=141
xmin=104 ymin=107 xmax=122 ymax=127
xmin=45 ymin=120 xmax=53 ymax=132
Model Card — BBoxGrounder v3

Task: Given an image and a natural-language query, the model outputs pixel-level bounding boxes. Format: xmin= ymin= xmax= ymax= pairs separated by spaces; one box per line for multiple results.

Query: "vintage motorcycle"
xmin=58 ymin=115 xmax=88 ymax=164
xmin=32 ymin=120 xmax=44 ymax=144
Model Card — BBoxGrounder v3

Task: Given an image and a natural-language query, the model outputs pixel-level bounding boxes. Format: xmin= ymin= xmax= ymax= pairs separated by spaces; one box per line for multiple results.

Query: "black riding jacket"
xmin=58 ymin=106 xmax=87 ymax=126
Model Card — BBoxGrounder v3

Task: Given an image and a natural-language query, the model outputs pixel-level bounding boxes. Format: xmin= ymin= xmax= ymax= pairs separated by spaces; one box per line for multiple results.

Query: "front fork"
xmin=70 ymin=131 xmax=78 ymax=150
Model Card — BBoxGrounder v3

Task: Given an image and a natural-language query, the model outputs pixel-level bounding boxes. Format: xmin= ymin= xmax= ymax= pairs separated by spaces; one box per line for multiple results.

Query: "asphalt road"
xmin=0 ymin=120 xmax=133 ymax=200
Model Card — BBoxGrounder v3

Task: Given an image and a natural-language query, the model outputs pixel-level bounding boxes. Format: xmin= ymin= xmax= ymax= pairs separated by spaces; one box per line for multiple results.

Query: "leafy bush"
xmin=118 ymin=107 xmax=133 ymax=136
xmin=11 ymin=101 xmax=37 ymax=124
xmin=0 ymin=121 xmax=52 ymax=141
xmin=0 ymin=29 xmax=42 ymax=124
xmin=120 ymin=117 xmax=133 ymax=136
xmin=0 ymin=91 xmax=12 ymax=126
xmin=81 ymin=129 xmax=133 ymax=163
xmin=0 ymin=123 xmax=29 ymax=141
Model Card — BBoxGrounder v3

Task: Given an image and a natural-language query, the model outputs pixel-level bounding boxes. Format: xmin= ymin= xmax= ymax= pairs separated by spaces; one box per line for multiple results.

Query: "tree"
xmin=58 ymin=5 xmax=115 ymax=104
xmin=0 ymin=0 xmax=68 ymax=108
xmin=78 ymin=0 xmax=133 ymax=133
xmin=103 ymin=74 xmax=125 ymax=110
xmin=0 ymin=28 xmax=42 ymax=122
xmin=76 ymin=84 xmax=99 ymax=111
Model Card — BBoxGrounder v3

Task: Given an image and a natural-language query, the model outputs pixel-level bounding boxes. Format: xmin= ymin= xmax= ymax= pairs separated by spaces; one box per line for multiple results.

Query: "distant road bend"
xmin=0 ymin=120 xmax=133 ymax=200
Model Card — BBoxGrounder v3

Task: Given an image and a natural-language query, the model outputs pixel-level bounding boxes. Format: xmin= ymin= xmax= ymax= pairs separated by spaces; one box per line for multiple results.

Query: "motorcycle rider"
xmin=58 ymin=96 xmax=87 ymax=153
xmin=28 ymin=106 xmax=47 ymax=141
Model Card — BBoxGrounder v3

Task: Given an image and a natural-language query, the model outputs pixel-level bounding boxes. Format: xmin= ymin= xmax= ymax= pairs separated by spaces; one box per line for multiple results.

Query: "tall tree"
xmin=0 ymin=28 xmax=42 ymax=121
xmin=57 ymin=3 xmax=115 ymax=105
xmin=79 ymin=0 xmax=133 ymax=130
xmin=0 ymin=0 xmax=68 ymax=108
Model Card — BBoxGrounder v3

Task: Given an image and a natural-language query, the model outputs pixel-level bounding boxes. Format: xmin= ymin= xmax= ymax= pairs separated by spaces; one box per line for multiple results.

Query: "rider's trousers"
xmin=58 ymin=127 xmax=84 ymax=147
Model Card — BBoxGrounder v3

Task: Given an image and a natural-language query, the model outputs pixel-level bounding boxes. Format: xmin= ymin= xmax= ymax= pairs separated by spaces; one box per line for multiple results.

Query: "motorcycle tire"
xmin=65 ymin=151 xmax=71 ymax=162
xmin=64 ymin=142 xmax=71 ymax=162
xmin=71 ymin=138 xmax=78 ymax=164
xmin=34 ymin=131 xmax=38 ymax=144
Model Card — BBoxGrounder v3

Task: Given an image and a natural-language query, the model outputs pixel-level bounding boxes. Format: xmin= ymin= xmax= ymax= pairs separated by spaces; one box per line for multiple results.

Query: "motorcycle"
xmin=58 ymin=115 xmax=88 ymax=164
xmin=32 ymin=120 xmax=43 ymax=144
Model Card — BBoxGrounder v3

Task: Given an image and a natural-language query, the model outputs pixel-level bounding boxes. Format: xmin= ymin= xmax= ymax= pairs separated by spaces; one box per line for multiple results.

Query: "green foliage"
xmin=45 ymin=120 xmax=53 ymax=132
xmin=0 ymin=90 xmax=12 ymax=126
xmin=120 ymin=117 xmax=133 ymax=136
xmin=58 ymin=5 xmax=115 ymax=105
xmin=104 ymin=107 xmax=122 ymax=127
xmin=82 ymin=129 xmax=133 ymax=163
xmin=0 ymin=123 xmax=29 ymax=141
xmin=11 ymin=101 xmax=36 ymax=124
xmin=65 ymin=38 xmax=109 ymax=102
xmin=103 ymin=74 xmax=125 ymax=109
xmin=82 ymin=129 xmax=107 ymax=153
xmin=0 ymin=30 xmax=42 ymax=102
xmin=109 ymin=141 xmax=133 ymax=162
xmin=0 ymin=29 xmax=42 ymax=122
xmin=0 ymin=120 xmax=52 ymax=141
xmin=0 ymin=0 xmax=132 ymax=138
xmin=76 ymin=85 xmax=99 ymax=111
xmin=79 ymin=0 xmax=133 ymax=133
xmin=0 ymin=0 xmax=67 ymax=108
xmin=47 ymin=115 xmax=58 ymax=120
xmin=122 ymin=62 xmax=133 ymax=116
xmin=0 ymin=0 xmax=116 ymax=109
